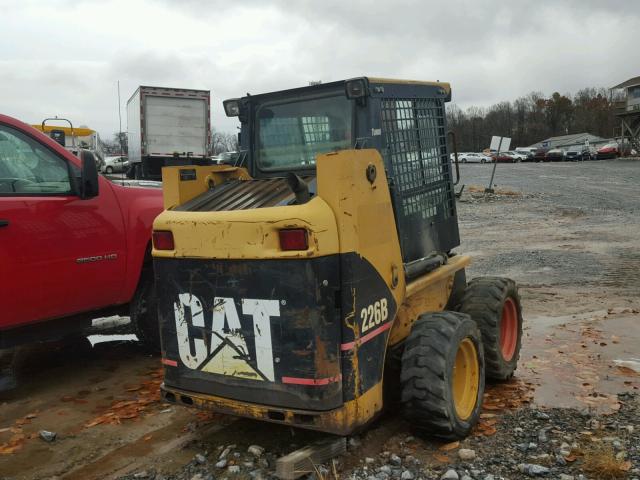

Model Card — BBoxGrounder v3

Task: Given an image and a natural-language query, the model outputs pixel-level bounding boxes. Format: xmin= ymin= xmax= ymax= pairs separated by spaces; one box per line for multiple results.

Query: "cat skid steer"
xmin=152 ymin=78 xmax=523 ymax=439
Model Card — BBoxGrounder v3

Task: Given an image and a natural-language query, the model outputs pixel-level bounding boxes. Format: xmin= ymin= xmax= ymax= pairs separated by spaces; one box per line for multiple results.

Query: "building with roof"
xmin=527 ymin=132 xmax=609 ymax=151
xmin=611 ymin=76 xmax=640 ymax=153
xmin=612 ymin=76 xmax=640 ymax=112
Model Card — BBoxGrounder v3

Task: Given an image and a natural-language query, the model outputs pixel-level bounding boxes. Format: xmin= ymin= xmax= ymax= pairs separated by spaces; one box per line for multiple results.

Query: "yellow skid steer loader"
xmin=152 ymin=78 xmax=523 ymax=439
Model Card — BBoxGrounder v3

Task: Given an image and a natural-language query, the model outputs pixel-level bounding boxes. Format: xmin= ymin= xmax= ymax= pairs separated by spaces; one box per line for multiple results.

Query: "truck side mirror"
xmin=79 ymin=150 xmax=99 ymax=199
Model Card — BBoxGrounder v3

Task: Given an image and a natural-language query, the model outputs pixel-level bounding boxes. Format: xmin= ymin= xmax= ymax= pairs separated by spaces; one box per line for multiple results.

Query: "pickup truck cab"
xmin=0 ymin=114 xmax=163 ymax=389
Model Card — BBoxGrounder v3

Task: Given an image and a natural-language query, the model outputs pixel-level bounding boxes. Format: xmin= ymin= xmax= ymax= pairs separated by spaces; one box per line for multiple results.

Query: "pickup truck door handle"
xmin=0 ymin=220 xmax=9 ymax=227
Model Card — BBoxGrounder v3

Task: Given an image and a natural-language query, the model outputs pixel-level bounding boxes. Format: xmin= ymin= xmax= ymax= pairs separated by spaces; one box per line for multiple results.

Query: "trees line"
xmin=446 ymin=88 xmax=623 ymax=152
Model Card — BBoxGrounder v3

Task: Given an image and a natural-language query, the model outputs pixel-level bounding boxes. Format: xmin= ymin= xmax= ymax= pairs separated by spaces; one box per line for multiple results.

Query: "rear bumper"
xmin=161 ymin=382 xmax=379 ymax=435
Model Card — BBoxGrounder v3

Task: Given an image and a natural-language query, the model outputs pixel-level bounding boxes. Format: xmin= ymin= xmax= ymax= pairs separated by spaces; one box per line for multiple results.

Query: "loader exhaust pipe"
xmin=286 ymin=173 xmax=310 ymax=204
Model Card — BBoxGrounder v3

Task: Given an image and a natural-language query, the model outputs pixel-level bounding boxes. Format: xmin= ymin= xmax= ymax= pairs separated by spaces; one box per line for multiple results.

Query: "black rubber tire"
xmin=106 ymin=166 xmax=114 ymax=174
xmin=130 ymin=268 xmax=161 ymax=351
xmin=458 ymin=277 xmax=523 ymax=381
xmin=400 ymin=311 xmax=485 ymax=440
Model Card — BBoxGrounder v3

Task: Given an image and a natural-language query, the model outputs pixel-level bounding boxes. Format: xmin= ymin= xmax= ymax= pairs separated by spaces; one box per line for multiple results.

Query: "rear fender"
xmin=315 ymin=150 xmax=405 ymax=407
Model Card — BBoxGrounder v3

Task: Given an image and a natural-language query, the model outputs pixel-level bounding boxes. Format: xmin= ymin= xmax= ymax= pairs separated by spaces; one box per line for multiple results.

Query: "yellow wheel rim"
xmin=452 ymin=337 xmax=480 ymax=420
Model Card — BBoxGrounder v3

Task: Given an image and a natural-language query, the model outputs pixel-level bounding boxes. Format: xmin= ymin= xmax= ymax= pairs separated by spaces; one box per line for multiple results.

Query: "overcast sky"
xmin=1 ymin=0 xmax=639 ymax=140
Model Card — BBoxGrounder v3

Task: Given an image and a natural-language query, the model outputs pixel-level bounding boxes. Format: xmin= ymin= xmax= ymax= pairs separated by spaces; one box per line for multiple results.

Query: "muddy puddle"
xmin=517 ymin=308 xmax=640 ymax=413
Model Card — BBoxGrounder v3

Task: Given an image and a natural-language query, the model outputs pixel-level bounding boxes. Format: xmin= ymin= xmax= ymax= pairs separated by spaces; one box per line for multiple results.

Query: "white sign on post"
xmin=490 ymin=136 xmax=511 ymax=152
xmin=486 ymin=135 xmax=511 ymax=193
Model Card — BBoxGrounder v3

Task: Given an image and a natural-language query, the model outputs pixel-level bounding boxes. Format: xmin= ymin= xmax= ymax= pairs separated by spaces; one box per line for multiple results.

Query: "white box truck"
xmin=127 ymin=86 xmax=211 ymax=179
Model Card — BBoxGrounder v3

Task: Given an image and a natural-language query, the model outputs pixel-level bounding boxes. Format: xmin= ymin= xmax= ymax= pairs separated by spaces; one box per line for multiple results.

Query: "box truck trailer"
xmin=127 ymin=86 xmax=211 ymax=179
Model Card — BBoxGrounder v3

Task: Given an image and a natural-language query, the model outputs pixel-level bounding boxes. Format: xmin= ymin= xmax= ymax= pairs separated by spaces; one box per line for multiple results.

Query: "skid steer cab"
xmin=152 ymin=77 xmax=523 ymax=439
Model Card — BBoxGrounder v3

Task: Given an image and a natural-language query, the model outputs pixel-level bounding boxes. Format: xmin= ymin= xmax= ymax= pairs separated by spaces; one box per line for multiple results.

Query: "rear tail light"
xmin=153 ymin=230 xmax=175 ymax=250
xmin=279 ymin=228 xmax=308 ymax=251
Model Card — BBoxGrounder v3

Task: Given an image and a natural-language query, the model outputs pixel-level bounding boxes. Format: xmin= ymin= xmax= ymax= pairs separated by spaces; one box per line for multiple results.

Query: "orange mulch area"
xmin=0 ymin=413 xmax=39 ymax=455
xmin=0 ymin=368 xmax=167 ymax=455
xmin=84 ymin=368 xmax=164 ymax=428
xmin=474 ymin=379 xmax=536 ymax=436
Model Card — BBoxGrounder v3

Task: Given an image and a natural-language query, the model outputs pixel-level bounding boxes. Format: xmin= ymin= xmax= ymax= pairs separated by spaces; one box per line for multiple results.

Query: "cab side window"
xmin=0 ymin=125 xmax=72 ymax=195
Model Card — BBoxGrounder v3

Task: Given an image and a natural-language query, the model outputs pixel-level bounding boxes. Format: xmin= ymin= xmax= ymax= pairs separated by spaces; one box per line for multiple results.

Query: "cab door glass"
xmin=0 ymin=125 xmax=72 ymax=195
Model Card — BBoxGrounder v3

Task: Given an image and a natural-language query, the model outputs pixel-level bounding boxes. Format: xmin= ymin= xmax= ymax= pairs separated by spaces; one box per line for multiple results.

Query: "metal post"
xmin=117 ymin=80 xmax=124 ymax=155
xmin=485 ymin=137 xmax=502 ymax=193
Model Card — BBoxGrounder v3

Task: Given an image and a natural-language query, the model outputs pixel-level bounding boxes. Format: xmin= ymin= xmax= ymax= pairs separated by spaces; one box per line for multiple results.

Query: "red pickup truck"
xmin=0 ymin=114 xmax=163 ymax=389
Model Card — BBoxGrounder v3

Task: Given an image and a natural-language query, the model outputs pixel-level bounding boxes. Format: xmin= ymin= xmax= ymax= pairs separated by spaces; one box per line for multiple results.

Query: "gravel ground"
xmin=115 ymin=394 xmax=639 ymax=480
xmin=457 ymin=160 xmax=640 ymax=301
xmin=342 ymin=395 xmax=639 ymax=480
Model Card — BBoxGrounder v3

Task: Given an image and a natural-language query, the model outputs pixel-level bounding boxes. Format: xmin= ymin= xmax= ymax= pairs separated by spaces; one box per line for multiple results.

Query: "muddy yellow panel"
xmin=316 ymin=150 xmax=405 ymax=403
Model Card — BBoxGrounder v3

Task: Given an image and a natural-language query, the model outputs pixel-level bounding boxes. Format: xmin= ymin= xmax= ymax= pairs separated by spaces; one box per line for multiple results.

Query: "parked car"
xmin=458 ymin=152 xmax=491 ymax=163
xmin=0 ymin=114 xmax=164 ymax=390
xmin=67 ymin=147 xmax=105 ymax=171
xmin=504 ymin=151 xmax=526 ymax=162
xmin=214 ymin=151 xmax=240 ymax=164
xmin=565 ymin=147 xmax=591 ymax=161
xmin=492 ymin=152 xmax=518 ymax=163
xmin=514 ymin=149 xmax=535 ymax=161
xmin=596 ymin=143 xmax=620 ymax=159
xmin=103 ymin=155 xmax=129 ymax=174
xmin=533 ymin=148 xmax=548 ymax=162
xmin=545 ymin=149 xmax=565 ymax=162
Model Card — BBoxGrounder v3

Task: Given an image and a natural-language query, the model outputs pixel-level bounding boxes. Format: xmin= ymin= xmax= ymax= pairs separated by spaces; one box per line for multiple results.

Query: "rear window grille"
xmin=381 ymin=98 xmax=454 ymax=221
xmin=301 ymin=116 xmax=331 ymax=143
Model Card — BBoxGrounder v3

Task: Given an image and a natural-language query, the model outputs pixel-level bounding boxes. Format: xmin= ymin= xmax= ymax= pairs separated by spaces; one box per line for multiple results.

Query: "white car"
xmin=457 ymin=152 xmax=491 ymax=163
xmin=215 ymin=151 xmax=240 ymax=164
xmin=514 ymin=149 xmax=534 ymax=161
xmin=504 ymin=151 xmax=526 ymax=162
xmin=102 ymin=156 xmax=129 ymax=174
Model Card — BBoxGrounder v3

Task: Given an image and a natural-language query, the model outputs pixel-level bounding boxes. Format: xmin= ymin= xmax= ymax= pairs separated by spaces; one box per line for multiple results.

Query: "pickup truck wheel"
xmin=130 ymin=269 xmax=160 ymax=351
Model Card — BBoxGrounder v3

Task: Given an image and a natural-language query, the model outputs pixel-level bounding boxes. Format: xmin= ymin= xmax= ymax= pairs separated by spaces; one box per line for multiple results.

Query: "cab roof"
xmin=239 ymin=77 xmax=451 ymax=101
